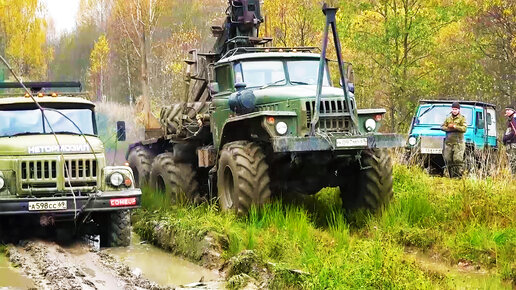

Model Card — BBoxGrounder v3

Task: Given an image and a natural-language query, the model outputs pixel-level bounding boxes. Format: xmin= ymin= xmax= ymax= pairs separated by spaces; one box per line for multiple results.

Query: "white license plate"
xmin=336 ymin=138 xmax=368 ymax=147
xmin=421 ymin=148 xmax=442 ymax=154
xmin=28 ymin=200 xmax=67 ymax=211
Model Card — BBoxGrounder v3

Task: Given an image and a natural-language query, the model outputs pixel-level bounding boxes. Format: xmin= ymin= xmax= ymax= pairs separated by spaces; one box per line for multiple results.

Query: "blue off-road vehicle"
xmin=406 ymin=100 xmax=498 ymax=175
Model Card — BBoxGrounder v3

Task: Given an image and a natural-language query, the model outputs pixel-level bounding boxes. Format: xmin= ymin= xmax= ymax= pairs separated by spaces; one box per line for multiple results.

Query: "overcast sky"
xmin=41 ymin=0 xmax=80 ymax=36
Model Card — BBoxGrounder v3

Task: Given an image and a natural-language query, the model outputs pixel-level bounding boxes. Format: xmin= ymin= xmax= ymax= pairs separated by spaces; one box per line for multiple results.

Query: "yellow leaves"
xmin=262 ymin=0 xmax=323 ymax=46
xmin=0 ymin=0 xmax=51 ymax=79
xmin=89 ymin=34 xmax=110 ymax=74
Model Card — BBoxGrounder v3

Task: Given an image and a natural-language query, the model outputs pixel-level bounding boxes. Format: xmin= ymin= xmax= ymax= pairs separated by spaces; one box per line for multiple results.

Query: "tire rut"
xmin=7 ymin=240 xmax=170 ymax=290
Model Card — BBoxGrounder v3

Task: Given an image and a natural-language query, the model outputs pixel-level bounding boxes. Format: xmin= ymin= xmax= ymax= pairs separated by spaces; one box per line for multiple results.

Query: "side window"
xmin=215 ymin=65 xmax=232 ymax=92
xmin=476 ymin=111 xmax=484 ymax=129
xmin=487 ymin=113 xmax=492 ymax=125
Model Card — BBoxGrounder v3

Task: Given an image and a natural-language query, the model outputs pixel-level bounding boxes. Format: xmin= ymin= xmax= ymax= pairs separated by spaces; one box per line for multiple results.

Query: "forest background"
xmin=0 ymin=0 xmax=514 ymax=132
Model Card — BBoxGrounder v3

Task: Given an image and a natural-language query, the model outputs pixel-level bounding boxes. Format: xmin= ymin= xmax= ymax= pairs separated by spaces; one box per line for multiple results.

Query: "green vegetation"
xmin=133 ymin=165 xmax=515 ymax=288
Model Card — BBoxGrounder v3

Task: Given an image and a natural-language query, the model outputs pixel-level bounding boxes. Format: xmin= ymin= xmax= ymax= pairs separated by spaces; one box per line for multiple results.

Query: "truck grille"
xmin=305 ymin=100 xmax=351 ymax=133
xmin=20 ymin=158 xmax=98 ymax=194
xmin=64 ymin=159 xmax=98 ymax=188
xmin=21 ymin=160 xmax=58 ymax=190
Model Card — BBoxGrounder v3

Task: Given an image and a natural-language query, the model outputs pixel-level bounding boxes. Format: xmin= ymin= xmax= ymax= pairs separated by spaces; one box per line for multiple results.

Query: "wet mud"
xmin=106 ymin=234 xmax=221 ymax=288
xmin=6 ymin=240 xmax=166 ymax=289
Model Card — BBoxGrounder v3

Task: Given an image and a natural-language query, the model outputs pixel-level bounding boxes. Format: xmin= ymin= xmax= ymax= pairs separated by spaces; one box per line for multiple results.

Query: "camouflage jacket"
xmin=502 ymin=115 xmax=516 ymax=145
xmin=441 ymin=113 xmax=467 ymax=144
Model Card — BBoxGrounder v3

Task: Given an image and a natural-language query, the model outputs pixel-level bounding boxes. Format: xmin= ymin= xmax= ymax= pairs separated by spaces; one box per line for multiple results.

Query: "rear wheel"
xmin=149 ymin=153 xmax=199 ymax=203
xmin=127 ymin=146 xmax=154 ymax=187
xmin=339 ymin=149 xmax=393 ymax=213
xmin=217 ymin=141 xmax=271 ymax=214
xmin=99 ymin=210 xmax=131 ymax=247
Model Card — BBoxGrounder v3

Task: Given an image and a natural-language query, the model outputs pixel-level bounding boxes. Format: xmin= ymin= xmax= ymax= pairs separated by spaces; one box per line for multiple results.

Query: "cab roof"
xmin=0 ymin=96 xmax=94 ymax=106
xmin=420 ymin=99 xmax=496 ymax=108
xmin=218 ymin=52 xmax=322 ymax=64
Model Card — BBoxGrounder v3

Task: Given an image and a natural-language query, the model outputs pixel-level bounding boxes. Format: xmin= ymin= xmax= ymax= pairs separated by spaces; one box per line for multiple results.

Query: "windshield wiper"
xmin=52 ymin=131 xmax=82 ymax=135
xmin=290 ymin=81 xmax=310 ymax=85
xmin=7 ymin=131 xmax=41 ymax=137
xmin=260 ymin=78 xmax=286 ymax=89
xmin=418 ymin=105 xmax=435 ymax=119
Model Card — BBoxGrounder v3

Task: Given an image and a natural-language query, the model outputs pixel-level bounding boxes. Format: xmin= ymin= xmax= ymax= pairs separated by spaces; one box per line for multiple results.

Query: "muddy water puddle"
xmin=105 ymin=233 xmax=219 ymax=287
xmin=0 ymin=254 xmax=34 ymax=289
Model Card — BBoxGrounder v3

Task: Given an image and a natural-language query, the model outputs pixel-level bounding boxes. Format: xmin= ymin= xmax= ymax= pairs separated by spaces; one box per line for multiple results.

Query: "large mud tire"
xmin=149 ymin=153 xmax=199 ymax=203
xmin=340 ymin=149 xmax=393 ymax=213
xmin=103 ymin=210 xmax=131 ymax=247
xmin=217 ymin=141 xmax=271 ymax=214
xmin=127 ymin=146 xmax=154 ymax=187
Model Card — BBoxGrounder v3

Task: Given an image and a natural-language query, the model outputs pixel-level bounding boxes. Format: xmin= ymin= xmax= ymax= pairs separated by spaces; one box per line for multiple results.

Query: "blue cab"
xmin=406 ymin=100 xmax=498 ymax=174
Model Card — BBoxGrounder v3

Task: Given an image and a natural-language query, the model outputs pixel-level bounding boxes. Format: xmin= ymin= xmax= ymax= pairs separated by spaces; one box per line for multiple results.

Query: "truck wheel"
xmin=127 ymin=146 xmax=154 ymax=187
xmin=340 ymin=149 xmax=393 ymax=213
xmin=101 ymin=210 xmax=131 ymax=247
xmin=149 ymin=153 xmax=199 ymax=203
xmin=217 ymin=141 xmax=271 ymax=214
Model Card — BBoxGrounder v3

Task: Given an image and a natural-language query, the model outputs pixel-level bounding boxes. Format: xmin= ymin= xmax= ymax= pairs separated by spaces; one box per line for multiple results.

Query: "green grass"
xmin=133 ymin=165 xmax=516 ymax=288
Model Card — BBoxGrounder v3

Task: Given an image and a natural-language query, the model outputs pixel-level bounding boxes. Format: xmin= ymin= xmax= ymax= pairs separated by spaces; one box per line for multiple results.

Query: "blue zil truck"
xmin=406 ymin=100 xmax=498 ymax=175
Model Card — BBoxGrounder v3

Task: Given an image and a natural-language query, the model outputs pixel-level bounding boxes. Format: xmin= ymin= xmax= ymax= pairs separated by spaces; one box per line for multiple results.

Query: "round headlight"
xmin=408 ymin=136 xmax=417 ymax=146
xmin=0 ymin=177 xmax=4 ymax=190
xmin=110 ymin=172 xmax=124 ymax=187
xmin=365 ymin=119 xmax=376 ymax=132
xmin=275 ymin=121 xmax=288 ymax=135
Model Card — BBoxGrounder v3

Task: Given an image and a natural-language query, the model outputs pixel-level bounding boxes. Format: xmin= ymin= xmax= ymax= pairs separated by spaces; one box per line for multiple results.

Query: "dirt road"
xmin=6 ymin=240 xmax=167 ymax=289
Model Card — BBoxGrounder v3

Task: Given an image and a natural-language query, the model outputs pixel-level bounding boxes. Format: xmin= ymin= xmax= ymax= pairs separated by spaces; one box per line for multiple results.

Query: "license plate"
xmin=421 ymin=148 xmax=442 ymax=154
xmin=336 ymin=138 xmax=368 ymax=147
xmin=28 ymin=200 xmax=67 ymax=211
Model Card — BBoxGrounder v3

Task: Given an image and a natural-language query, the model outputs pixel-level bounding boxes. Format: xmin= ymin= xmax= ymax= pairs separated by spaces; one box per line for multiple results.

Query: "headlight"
xmin=109 ymin=172 xmax=124 ymax=187
xmin=365 ymin=119 xmax=376 ymax=132
xmin=0 ymin=177 xmax=4 ymax=190
xmin=275 ymin=121 xmax=288 ymax=135
xmin=408 ymin=136 xmax=417 ymax=146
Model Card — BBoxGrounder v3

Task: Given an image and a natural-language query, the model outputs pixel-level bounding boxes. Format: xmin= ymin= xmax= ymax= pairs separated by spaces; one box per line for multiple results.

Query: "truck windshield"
xmin=235 ymin=59 xmax=330 ymax=88
xmin=0 ymin=108 xmax=96 ymax=137
xmin=416 ymin=106 xmax=473 ymax=125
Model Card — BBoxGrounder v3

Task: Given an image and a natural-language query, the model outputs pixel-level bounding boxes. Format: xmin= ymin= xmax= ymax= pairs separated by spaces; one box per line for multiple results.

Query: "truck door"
xmin=474 ymin=109 xmax=486 ymax=149
xmin=486 ymin=107 xmax=497 ymax=147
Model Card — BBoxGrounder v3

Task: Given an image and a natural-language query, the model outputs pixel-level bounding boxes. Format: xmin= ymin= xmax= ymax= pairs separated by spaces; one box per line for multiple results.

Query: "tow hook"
xmin=40 ymin=215 xmax=55 ymax=227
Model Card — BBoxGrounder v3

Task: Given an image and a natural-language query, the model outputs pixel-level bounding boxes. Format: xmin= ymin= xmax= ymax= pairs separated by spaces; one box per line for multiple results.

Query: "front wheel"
xmin=217 ymin=141 xmax=271 ymax=214
xmin=99 ymin=210 xmax=131 ymax=247
xmin=339 ymin=149 xmax=393 ymax=213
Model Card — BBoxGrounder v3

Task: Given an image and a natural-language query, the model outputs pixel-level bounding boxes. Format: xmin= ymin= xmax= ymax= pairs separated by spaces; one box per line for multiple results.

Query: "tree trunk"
xmin=140 ymin=22 xmax=151 ymax=128
xmin=125 ymin=51 xmax=133 ymax=106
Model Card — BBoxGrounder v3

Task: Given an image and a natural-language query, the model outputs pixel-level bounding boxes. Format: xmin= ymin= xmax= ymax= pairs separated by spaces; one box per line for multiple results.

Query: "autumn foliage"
xmin=0 ymin=0 xmax=514 ymax=132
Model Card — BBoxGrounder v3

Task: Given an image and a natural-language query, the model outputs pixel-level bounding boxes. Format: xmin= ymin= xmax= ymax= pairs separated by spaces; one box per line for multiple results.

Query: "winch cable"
xmin=0 ymin=55 xmax=98 ymax=227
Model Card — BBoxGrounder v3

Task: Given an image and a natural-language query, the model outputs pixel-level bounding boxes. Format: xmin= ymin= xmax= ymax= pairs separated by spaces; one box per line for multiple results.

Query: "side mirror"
xmin=116 ymin=121 xmax=126 ymax=141
xmin=209 ymin=82 xmax=219 ymax=94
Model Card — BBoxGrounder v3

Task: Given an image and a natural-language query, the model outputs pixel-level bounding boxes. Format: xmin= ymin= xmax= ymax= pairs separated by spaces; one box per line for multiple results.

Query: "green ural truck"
xmin=127 ymin=1 xmax=404 ymax=214
xmin=0 ymin=82 xmax=141 ymax=246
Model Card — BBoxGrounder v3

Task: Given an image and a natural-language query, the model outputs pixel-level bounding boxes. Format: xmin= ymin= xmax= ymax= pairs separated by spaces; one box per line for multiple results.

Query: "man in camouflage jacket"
xmin=441 ymin=102 xmax=467 ymax=178
xmin=502 ymin=103 xmax=516 ymax=174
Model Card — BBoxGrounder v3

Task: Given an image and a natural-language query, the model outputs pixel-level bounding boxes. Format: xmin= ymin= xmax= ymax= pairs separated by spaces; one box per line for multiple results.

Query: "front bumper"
xmin=271 ymin=133 xmax=405 ymax=152
xmin=0 ymin=188 xmax=141 ymax=215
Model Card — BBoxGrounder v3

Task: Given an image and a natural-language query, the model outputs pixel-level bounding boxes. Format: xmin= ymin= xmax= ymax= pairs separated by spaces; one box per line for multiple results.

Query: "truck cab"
xmin=0 ymin=82 xmax=141 ymax=246
xmin=406 ymin=100 xmax=497 ymax=174
xmin=209 ymin=50 xmax=391 ymax=149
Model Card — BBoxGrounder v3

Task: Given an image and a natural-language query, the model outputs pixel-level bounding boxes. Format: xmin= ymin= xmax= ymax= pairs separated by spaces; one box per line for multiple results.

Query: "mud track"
xmin=7 ymin=240 xmax=169 ymax=290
